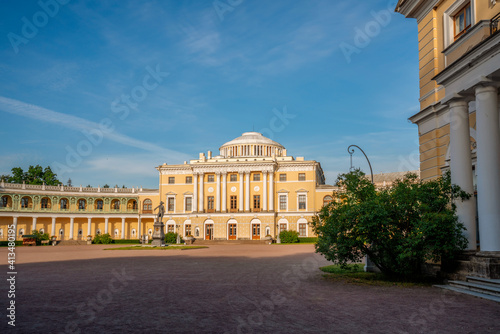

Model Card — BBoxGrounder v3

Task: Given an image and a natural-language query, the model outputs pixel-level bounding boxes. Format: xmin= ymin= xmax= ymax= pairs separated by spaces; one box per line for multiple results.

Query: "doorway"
xmin=205 ymin=224 xmax=213 ymax=240
xmin=228 ymin=223 xmax=237 ymax=240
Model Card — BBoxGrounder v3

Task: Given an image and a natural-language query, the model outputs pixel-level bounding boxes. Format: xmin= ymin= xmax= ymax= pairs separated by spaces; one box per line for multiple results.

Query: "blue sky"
xmin=0 ymin=0 xmax=420 ymax=188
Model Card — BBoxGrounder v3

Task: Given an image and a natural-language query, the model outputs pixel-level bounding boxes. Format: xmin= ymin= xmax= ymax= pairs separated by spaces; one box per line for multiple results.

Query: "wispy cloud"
xmin=0 ymin=96 xmax=190 ymax=160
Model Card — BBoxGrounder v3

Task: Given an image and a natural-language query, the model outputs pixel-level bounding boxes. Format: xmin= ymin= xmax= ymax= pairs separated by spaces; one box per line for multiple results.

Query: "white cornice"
xmin=396 ymin=0 xmax=438 ymax=22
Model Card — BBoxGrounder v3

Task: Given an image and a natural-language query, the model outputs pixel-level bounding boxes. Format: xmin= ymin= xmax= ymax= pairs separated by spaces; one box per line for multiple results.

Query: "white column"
xmin=199 ymin=173 xmax=204 ymax=212
xmin=475 ymin=85 xmax=500 ymax=251
xmin=13 ymin=217 xmax=18 ymax=240
xmin=239 ymin=172 xmax=244 ymax=212
xmin=32 ymin=217 xmax=37 ymax=232
xmin=222 ymin=173 xmax=227 ymax=212
xmin=138 ymin=217 xmax=141 ymax=238
xmin=121 ymin=218 xmax=125 ymax=239
xmin=245 ymin=172 xmax=250 ymax=211
xmin=449 ymin=100 xmax=476 ymax=250
xmin=216 ymin=173 xmax=221 ymax=212
xmin=87 ymin=217 xmax=92 ymax=236
xmin=69 ymin=217 xmax=74 ymax=240
xmin=263 ymin=172 xmax=268 ymax=211
xmin=51 ymin=217 xmax=56 ymax=237
xmin=269 ymin=172 xmax=274 ymax=211
xmin=105 ymin=217 xmax=109 ymax=234
xmin=193 ymin=174 xmax=198 ymax=212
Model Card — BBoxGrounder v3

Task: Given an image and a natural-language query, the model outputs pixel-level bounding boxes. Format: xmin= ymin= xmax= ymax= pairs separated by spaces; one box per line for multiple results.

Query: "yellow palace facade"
xmin=0 ymin=132 xmax=337 ymax=241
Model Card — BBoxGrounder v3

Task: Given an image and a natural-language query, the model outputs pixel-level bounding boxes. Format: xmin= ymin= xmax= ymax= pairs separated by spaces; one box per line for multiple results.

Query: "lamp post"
xmin=347 ymin=145 xmax=378 ymax=273
xmin=347 ymin=145 xmax=373 ymax=183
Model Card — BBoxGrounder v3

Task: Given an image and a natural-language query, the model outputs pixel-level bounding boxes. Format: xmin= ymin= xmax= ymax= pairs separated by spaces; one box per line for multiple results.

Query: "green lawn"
xmin=104 ymin=245 xmax=208 ymax=250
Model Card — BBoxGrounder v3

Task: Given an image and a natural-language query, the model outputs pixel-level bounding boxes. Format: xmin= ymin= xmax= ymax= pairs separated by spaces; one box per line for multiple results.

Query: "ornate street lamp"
xmin=347 ymin=145 xmax=374 ymax=184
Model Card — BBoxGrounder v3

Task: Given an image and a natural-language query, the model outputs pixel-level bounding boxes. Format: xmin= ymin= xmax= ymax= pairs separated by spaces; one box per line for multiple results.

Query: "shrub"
xmin=113 ymin=239 xmax=140 ymax=244
xmin=312 ymin=169 xmax=468 ymax=279
xmin=279 ymin=230 xmax=299 ymax=243
xmin=164 ymin=232 xmax=183 ymax=244
xmin=32 ymin=230 xmax=50 ymax=245
xmin=93 ymin=233 xmax=113 ymax=244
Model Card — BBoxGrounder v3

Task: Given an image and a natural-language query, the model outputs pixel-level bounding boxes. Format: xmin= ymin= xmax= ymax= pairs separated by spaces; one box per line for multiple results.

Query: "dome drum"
xmin=219 ymin=132 xmax=285 ymax=158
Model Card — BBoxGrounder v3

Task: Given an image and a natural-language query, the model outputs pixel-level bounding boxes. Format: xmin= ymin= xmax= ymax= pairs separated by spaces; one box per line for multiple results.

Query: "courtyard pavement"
xmin=1 ymin=244 xmax=499 ymax=333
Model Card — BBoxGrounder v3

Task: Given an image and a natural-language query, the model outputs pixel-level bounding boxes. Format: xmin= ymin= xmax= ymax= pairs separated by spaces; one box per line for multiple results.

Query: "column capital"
xmin=448 ymin=99 xmax=468 ymax=108
xmin=475 ymin=84 xmax=498 ymax=95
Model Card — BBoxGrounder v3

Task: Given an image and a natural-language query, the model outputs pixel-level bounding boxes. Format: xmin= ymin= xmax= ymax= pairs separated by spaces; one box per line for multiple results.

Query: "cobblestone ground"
xmin=1 ymin=244 xmax=499 ymax=333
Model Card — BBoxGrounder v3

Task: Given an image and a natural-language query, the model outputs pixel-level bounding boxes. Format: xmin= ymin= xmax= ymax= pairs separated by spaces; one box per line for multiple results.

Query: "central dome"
xmin=219 ymin=132 xmax=285 ymax=158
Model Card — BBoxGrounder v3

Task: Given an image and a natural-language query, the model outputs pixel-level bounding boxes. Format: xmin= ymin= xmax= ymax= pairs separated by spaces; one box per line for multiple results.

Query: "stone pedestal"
xmin=471 ymin=252 xmax=500 ymax=279
xmin=151 ymin=221 xmax=165 ymax=247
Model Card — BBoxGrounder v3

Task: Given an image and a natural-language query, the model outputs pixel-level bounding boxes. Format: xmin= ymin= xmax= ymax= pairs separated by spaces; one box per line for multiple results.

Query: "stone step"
xmin=57 ymin=240 xmax=88 ymax=246
xmin=434 ymin=285 xmax=500 ymax=303
xmin=466 ymin=276 xmax=500 ymax=288
xmin=448 ymin=280 xmax=500 ymax=297
xmin=193 ymin=239 xmax=270 ymax=245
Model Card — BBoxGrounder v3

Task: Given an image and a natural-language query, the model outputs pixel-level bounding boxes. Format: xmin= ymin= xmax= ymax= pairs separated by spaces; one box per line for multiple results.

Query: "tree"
xmin=103 ymin=184 xmax=110 ymax=188
xmin=67 ymin=178 xmax=72 ymax=187
xmin=2 ymin=165 xmax=61 ymax=185
xmin=311 ymin=169 xmax=469 ymax=279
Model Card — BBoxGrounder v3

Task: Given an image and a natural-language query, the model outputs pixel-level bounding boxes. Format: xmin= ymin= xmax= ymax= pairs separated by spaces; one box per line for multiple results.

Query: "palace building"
xmin=395 ymin=1 xmax=500 ymax=255
xmin=0 ymin=132 xmax=339 ymax=242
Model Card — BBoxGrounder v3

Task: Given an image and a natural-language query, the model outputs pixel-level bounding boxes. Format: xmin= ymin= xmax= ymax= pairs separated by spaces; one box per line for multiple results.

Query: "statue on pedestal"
xmin=151 ymin=201 xmax=165 ymax=246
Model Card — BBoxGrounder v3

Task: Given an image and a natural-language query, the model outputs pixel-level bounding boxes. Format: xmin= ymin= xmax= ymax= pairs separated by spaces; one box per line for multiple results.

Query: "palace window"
xmin=298 ymin=194 xmax=307 ymax=210
xmin=253 ymin=195 xmax=260 ymax=211
xmin=299 ymin=223 xmax=307 ymax=237
xmin=143 ymin=199 xmax=152 ymax=212
xmin=185 ymin=224 xmax=192 ymax=236
xmin=78 ymin=199 xmax=86 ymax=210
xmin=298 ymin=173 xmax=306 ymax=181
xmin=454 ymin=3 xmax=471 ymax=39
xmin=60 ymin=198 xmax=68 ymax=210
xmin=230 ymin=174 xmax=237 ymax=182
xmin=168 ymin=177 xmax=175 ymax=184
xmin=41 ymin=197 xmax=50 ymax=209
xmin=112 ymin=200 xmax=120 ymax=210
xmin=279 ymin=174 xmax=286 ymax=182
xmin=230 ymin=195 xmax=237 ymax=210
xmin=279 ymin=195 xmax=287 ymax=211
xmin=1 ymin=195 xmax=10 ymax=208
xmin=167 ymin=197 xmax=175 ymax=211
xmin=21 ymin=197 xmax=30 ymax=209
xmin=186 ymin=176 xmax=192 ymax=184
xmin=185 ymin=197 xmax=192 ymax=211
xmin=207 ymin=196 xmax=215 ymax=212
xmin=323 ymin=195 xmax=333 ymax=206
xmin=96 ymin=199 xmax=103 ymax=210
xmin=253 ymin=173 xmax=261 ymax=181
xmin=207 ymin=174 xmax=215 ymax=183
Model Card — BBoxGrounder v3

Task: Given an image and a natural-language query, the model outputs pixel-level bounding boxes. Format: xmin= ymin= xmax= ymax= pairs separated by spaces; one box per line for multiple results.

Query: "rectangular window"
xmin=253 ymin=195 xmax=260 ymax=211
xmin=279 ymin=174 xmax=287 ymax=182
xmin=21 ymin=197 xmax=29 ymax=208
xmin=298 ymin=173 xmax=306 ymax=181
xmin=230 ymin=174 xmax=237 ymax=182
xmin=185 ymin=197 xmax=192 ymax=211
xmin=253 ymin=173 xmax=261 ymax=181
xmin=168 ymin=197 xmax=175 ymax=211
xmin=298 ymin=194 xmax=306 ymax=210
xmin=279 ymin=195 xmax=287 ymax=210
xmin=207 ymin=174 xmax=215 ymax=183
xmin=168 ymin=177 xmax=175 ymax=184
xmin=78 ymin=199 xmax=86 ymax=210
xmin=41 ymin=198 xmax=49 ymax=209
xmin=207 ymin=196 xmax=214 ymax=212
xmin=230 ymin=195 xmax=237 ymax=210
xmin=60 ymin=199 xmax=68 ymax=210
xmin=279 ymin=223 xmax=287 ymax=232
xmin=299 ymin=223 xmax=306 ymax=237
xmin=96 ymin=200 xmax=103 ymax=210
xmin=186 ymin=176 xmax=192 ymax=184
xmin=454 ymin=3 xmax=471 ymax=39
xmin=185 ymin=224 xmax=191 ymax=237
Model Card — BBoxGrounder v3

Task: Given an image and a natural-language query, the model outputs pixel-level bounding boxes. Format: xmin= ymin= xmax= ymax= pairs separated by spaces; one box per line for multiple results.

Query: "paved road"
xmin=1 ymin=244 xmax=499 ymax=333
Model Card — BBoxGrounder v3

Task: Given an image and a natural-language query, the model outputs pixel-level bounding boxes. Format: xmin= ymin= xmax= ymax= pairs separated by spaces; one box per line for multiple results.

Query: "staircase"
xmin=56 ymin=240 xmax=89 ymax=246
xmin=435 ymin=276 xmax=500 ymax=303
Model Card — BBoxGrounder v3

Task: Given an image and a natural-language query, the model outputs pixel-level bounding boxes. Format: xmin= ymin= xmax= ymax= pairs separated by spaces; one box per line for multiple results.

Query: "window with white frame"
xmin=443 ymin=0 xmax=475 ymax=48
xmin=185 ymin=197 xmax=192 ymax=211
xmin=298 ymin=194 xmax=307 ymax=210
xmin=167 ymin=197 xmax=175 ymax=211
xmin=279 ymin=195 xmax=287 ymax=211
xmin=168 ymin=177 xmax=175 ymax=184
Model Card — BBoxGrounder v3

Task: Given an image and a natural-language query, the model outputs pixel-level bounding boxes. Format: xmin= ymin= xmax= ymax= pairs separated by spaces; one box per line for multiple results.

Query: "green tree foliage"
xmin=2 ymin=165 xmax=61 ymax=185
xmin=164 ymin=232 xmax=182 ymax=244
xmin=279 ymin=230 xmax=299 ymax=243
xmin=311 ymin=169 xmax=469 ymax=278
xmin=103 ymin=184 xmax=110 ymax=188
xmin=93 ymin=233 xmax=113 ymax=244
xmin=32 ymin=230 xmax=50 ymax=245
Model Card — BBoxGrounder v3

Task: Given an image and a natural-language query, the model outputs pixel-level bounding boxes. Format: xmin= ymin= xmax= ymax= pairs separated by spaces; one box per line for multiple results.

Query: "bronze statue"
xmin=154 ymin=201 xmax=165 ymax=223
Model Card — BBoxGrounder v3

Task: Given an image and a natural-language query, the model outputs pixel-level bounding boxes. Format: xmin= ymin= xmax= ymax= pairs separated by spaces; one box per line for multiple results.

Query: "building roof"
xmin=220 ymin=132 xmax=284 ymax=149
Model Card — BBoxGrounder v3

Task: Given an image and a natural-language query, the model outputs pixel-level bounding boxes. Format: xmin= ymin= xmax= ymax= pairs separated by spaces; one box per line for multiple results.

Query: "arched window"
xmin=143 ymin=199 xmax=152 ymax=213
xmin=195 ymin=227 xmax=200 ymax=237
xmin=128 ymin=199 xmax=138 ymax=211
xmin=323 ymin=195 xmax=333 ymax=206
xmin=95 ymin=199 xmax=103 ymax=210
xmin=131 ymin=229 xmax=136 ymax=237
xmin=78 ymin=199 xmax=86 ymax=210
xmin=114 ymin=229 xmax=119 ymax=237
xmin=39 ymin=228 xmax=44 ymax=234
xmin=111 ymin=200 xmax=120 ymax=210
xmin=41 ymin=197 xmax=51 ymax=209
xmin=148 ymin=229 xmax=153 ymax=236
xmin=21 ymin=196 xmax=31 ymax=209
xmin=96 ymin=229 xmax=101 ymax=235
xmin=19 ymin=228 xmax=24 ymax=236
xmin=60 ymin=198 xmax=69 ymax=210
xmin=0 ymin=195 xmax=11 ymax=208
